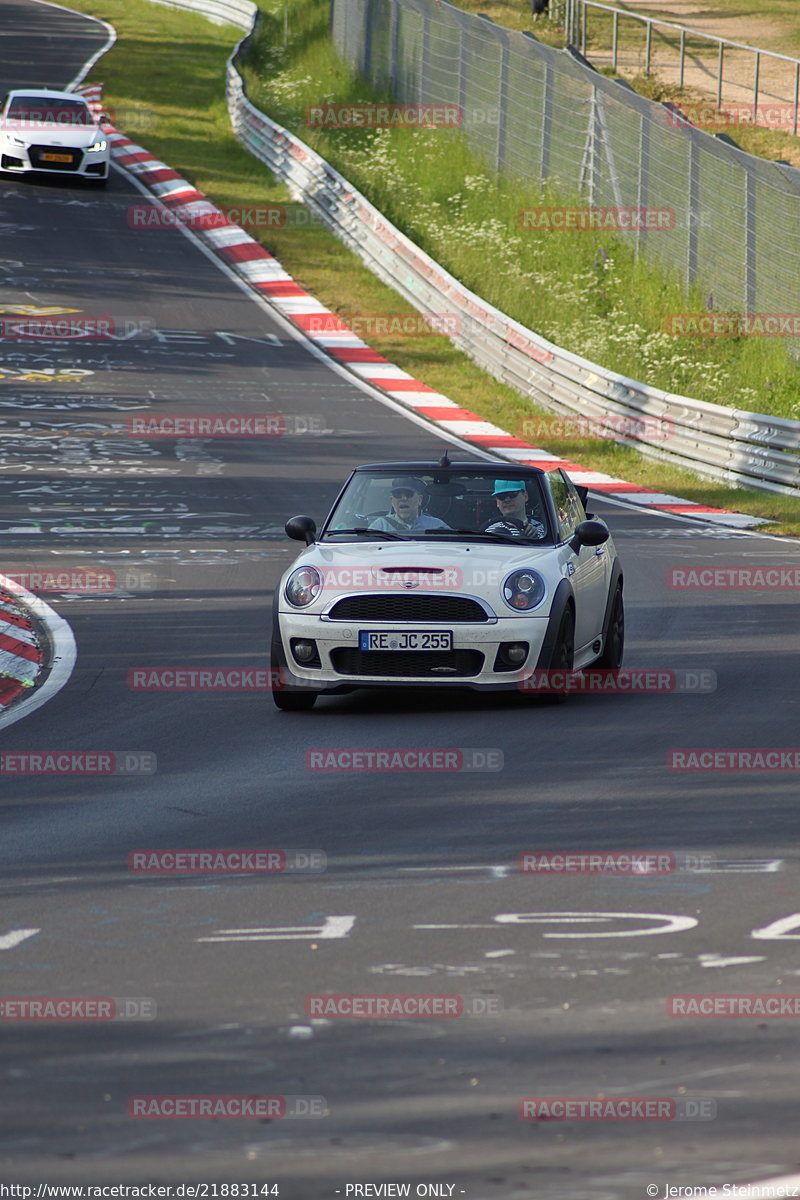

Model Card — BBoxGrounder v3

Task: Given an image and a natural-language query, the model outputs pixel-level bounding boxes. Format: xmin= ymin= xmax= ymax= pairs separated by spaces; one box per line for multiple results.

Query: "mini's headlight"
xmin=87 ymin=139 xmax=107 ymax=152
xmin=285 ymin=565 xmax=323 ymax=608
xmin=502 ymin=568 xmax=546 ymax=612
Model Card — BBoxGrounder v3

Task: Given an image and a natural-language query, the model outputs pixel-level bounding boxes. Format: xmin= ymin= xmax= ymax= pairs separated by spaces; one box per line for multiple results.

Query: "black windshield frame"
xmin=319 ymin=466 xmax=557 ymax=545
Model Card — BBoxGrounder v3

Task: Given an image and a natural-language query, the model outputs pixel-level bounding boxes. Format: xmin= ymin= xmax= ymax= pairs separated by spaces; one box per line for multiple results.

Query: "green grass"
xmin=62 ymin=0 xmax=800 ymax=531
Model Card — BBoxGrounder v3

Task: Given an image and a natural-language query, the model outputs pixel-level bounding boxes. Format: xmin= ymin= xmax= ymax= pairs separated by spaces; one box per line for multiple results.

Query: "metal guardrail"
xmin=140 ymin=0 xmax=800 ymax=495
xmin=574 ymin=0 xmax=800 ymax=131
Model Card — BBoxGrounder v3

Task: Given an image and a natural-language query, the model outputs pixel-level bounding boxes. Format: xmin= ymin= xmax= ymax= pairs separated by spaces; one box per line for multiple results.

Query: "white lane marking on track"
xmin=698 ymin=954 xmax=767 ymax=968
xmin=0 ymin=877 xmax=78 ymax=888
xmin=414 ymin=924 xmax=498 ymax=930
xmin=603 ymin=1064 xmax=753 ymax=1093
xmin=751 ymin=913 xmax=800 ymax=939
xmin=493 ymin=912 xmax=698 ymax=937
xmin=0 ymin=928 xmax=40 ymax=950
xmin=414 ymin=912 xmax=698 ymax=937
xmin=400 ymin=865 xmax=511 ymax=878
xmin=196 ymin=915 xmax=356 ymax=943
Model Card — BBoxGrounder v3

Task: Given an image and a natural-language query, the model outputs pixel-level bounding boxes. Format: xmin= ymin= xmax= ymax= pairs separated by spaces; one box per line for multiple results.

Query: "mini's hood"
xmin=280 ymin=537 xmax=560 ymax=609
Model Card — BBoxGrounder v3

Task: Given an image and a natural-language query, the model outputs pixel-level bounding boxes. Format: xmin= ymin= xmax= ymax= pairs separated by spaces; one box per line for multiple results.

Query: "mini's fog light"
xmin=293 ymin=640 xmax=316 ymax=662
xmin=505 ymin=643 xmax=528 ymax=665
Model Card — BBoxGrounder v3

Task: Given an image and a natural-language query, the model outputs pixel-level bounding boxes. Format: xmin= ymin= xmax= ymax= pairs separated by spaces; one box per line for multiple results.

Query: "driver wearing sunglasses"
xmin=484 ymin=479 xmax=546 ymax=539
xmin=368 ymin=476 xmax=449 ymax=533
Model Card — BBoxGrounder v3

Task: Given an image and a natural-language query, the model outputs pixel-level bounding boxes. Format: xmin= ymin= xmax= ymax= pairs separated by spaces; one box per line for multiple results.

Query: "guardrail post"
xmin=745 ymin=170 xmax=757 ymax=313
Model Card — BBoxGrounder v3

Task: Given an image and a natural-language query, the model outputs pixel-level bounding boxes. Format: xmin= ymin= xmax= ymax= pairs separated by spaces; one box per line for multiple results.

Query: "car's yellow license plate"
xmin=41 ymin=153 xmax=72 ymax=162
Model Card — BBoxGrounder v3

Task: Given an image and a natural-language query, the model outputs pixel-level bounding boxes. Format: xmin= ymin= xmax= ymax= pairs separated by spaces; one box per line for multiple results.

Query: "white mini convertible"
xmin=271 ymin=456 xmax=623 ymax=710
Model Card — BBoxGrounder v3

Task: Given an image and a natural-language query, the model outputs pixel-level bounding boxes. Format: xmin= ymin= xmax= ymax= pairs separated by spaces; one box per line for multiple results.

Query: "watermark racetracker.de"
xmin=305 ymin=748 xmax=503 ymax=772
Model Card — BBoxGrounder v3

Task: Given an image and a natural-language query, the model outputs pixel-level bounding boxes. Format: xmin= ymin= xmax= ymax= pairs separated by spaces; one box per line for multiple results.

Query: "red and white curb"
xmin=79 ymin=84 xmax=762 ymax=530
xmin=0 ymin=577 xmax=76 ymax=731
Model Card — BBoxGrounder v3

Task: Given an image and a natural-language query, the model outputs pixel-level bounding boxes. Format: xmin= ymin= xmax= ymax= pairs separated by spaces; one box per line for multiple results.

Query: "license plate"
xmin=41 ymin=153 xmax=72 ymax=162
xmin=359 ymin=630 xmax=452 ymax=651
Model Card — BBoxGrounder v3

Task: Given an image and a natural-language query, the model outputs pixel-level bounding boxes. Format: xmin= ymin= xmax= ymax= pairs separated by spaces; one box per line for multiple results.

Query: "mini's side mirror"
xmin=285 ymin=515 xmax=317 ymax=546
xmin=569 ymin=519 xmax=609 ymax=553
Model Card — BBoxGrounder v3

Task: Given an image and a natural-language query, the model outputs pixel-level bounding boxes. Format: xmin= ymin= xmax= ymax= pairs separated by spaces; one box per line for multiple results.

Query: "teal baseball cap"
xmin=492 ymin=479 xmax=527 ymax=496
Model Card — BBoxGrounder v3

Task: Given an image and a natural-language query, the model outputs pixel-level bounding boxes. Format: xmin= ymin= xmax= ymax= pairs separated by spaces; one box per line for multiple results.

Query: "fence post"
xmin=645 ymin=19 xmax=652 ymax=75
xmin=496 ymin=32 xmax=510 ymax=174
xmin=612 ymin=10 xmax=618 ymax=72
xmin=686 ymin=133 xmax=699 ymax=289
xmin=459 ymin=21 xmax=468 ymax=121
xmin=753 ymin=50 xmax=760 ymax=115
xmin=679 ymin=27 xmax=685 ymax=89
xmin=419 ymin=9 xmax=430 ymax=105
xmin=636 ymin=110 xmax=649 ymax=259
xmin=579 ymin=87 xmax=601 ymax=206
xmin=540 ymin=58 xmax=553 ymax=179
xmin=717 ymin=42 xmax=724 ymax=106
xmin=364 ymin=0 xmax=374 ymax=77
xmin=390 ymin=0 xmax=399 ymax=91
xmin=745 ymin=170 xmax=757 ymax=314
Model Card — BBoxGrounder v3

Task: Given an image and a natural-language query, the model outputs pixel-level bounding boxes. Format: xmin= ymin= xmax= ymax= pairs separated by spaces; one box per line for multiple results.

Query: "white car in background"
xmin=271 ymin=455 xmax=624 ymax=710
xmin=0 ymin=89 xmax=109 ymax=186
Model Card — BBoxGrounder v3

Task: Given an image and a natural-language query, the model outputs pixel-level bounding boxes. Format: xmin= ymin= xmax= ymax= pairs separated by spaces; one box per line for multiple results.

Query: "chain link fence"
xmin=332 ymin=0 xmax=800 ymax=323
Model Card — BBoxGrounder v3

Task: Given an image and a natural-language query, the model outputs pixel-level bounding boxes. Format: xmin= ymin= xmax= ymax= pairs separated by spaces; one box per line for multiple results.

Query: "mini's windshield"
xmin=323 ymin=470 xmax=553 ymax=543
xmin=5 ymin=97 xmax=93 ymax=126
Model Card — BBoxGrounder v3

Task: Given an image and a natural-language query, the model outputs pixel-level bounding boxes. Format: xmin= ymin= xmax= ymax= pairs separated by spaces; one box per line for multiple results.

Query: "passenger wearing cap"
xmin=368 ymin=477 xmax=449 ymax=533
xmin=484 ymin=480 xmax=546 ymax=540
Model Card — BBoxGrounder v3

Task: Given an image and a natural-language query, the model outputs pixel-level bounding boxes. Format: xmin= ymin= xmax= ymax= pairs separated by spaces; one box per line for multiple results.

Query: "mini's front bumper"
xmin=274 ymin=611 xmax=552 ymax=693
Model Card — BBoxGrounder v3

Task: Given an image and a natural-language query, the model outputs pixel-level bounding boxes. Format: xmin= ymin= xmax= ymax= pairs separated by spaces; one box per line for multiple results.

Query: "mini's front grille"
xmin=330 ymin=648 xmax=484 ymax=677
xmin=327 ymin=594 xmax=489 ymax=622
xmin=28 ymin=144 xmax=82 ymax=171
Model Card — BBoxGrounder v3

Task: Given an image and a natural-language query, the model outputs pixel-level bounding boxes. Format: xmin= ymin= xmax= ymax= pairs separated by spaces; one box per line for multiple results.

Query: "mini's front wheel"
xmin=542 ymin=607 xmax=574 ymax=704
xmin=273 ymin=688 xmax=317 ymax=712
xmin=271 ymin=636 xmax=317 ymax=710
xmin=596 ymin=584 xmax=624 ymax=669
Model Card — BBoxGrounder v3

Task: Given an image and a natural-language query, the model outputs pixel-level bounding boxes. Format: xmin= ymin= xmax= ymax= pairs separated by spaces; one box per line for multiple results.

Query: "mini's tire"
xmin=273 ymin=688 xmax=317 ymax=712
xmin=596 ymin=584 xmax=624 ymax=669
xmin=551 ymin=607 xmax=575 ymax=672
xmin=270 ymin=636 xmax=317 ymax=711
xmin=542 ymin=607 xmax=574 ymax=704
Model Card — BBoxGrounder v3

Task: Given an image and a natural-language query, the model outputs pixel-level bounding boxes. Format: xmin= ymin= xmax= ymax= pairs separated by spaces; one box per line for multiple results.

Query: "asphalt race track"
xmin=1 ymin=2 xmax=800 ymax=1195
